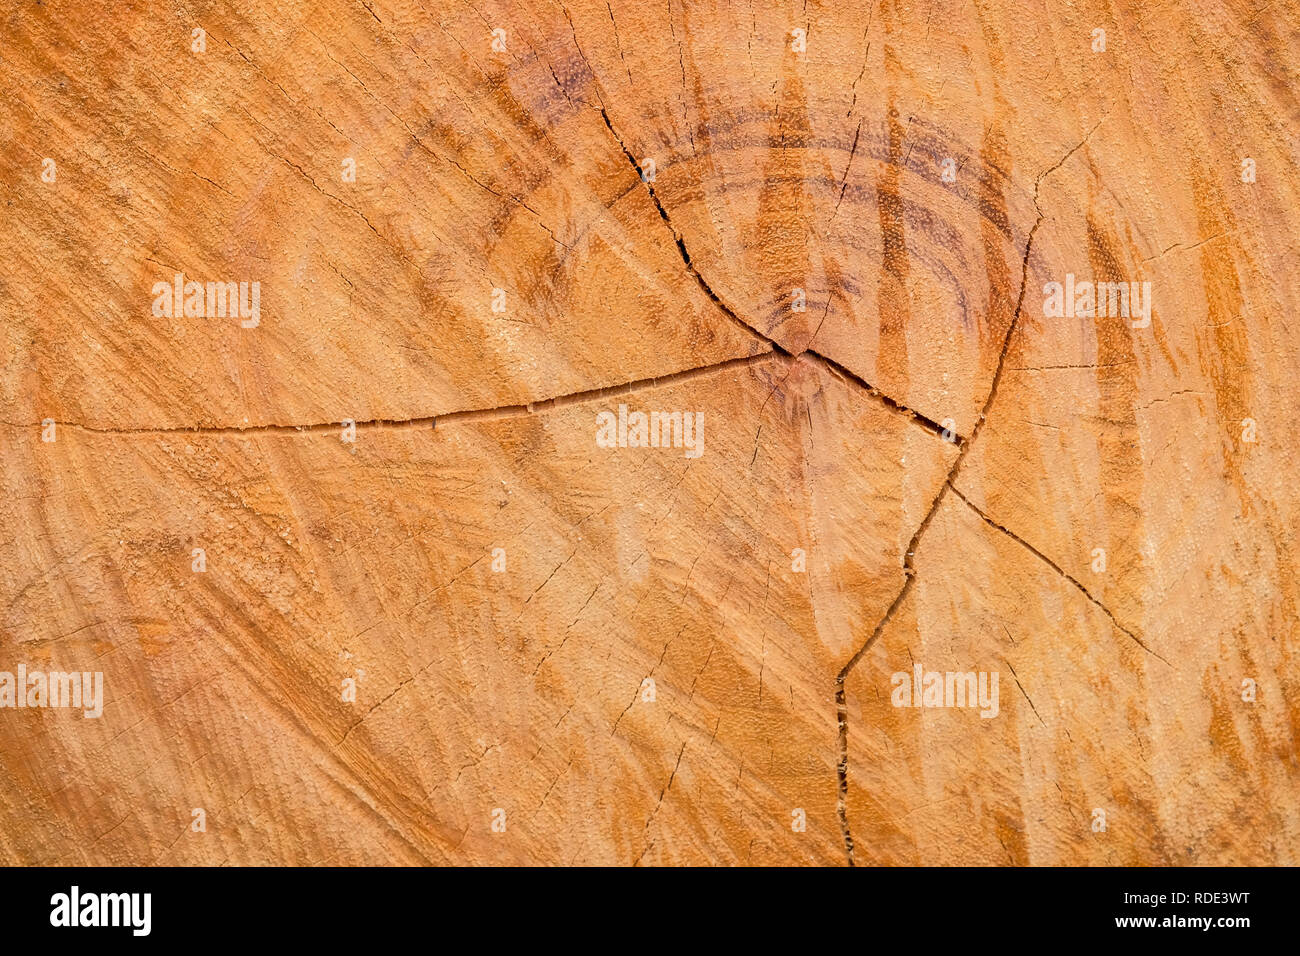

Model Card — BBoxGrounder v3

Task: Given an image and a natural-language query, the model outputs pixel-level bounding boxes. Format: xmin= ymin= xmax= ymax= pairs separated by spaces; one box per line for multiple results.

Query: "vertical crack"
xmin=588 ymin=69 xmax=1109 ymax=869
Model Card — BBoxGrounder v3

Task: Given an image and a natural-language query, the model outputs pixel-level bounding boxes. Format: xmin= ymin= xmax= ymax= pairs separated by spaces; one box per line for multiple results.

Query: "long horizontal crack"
xmin=1 ymin=351 xmax=778 ymax=438
xmin=6 ymin=344 xmax=959 ymax=448
xmin=947 ymin=483 xmax=1170 ymax=666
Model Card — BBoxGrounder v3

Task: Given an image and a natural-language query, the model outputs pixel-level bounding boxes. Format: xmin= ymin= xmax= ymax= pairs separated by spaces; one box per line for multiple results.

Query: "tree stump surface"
xmin=1 ymin=0 xmax=1297 ymax=865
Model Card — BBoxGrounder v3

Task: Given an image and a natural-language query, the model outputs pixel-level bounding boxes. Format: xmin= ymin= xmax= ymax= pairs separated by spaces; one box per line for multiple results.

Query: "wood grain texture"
xmin=0 ymin=0 xmax=1296 ymax=865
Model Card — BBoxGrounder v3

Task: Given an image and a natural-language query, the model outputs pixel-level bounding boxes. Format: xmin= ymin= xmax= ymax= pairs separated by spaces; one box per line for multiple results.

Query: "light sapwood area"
xmin=1 ymin=0 xmax=1297 ymax=865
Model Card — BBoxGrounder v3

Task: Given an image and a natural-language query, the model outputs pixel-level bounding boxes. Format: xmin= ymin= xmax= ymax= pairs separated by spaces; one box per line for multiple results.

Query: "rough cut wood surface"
xmin=1 ymin=0 xmax=1297 ymax=865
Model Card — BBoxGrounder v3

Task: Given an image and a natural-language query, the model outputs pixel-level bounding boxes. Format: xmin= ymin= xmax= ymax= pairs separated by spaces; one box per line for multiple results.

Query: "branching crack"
xmin=832 ymin=121 xmax=1107 ymax=865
